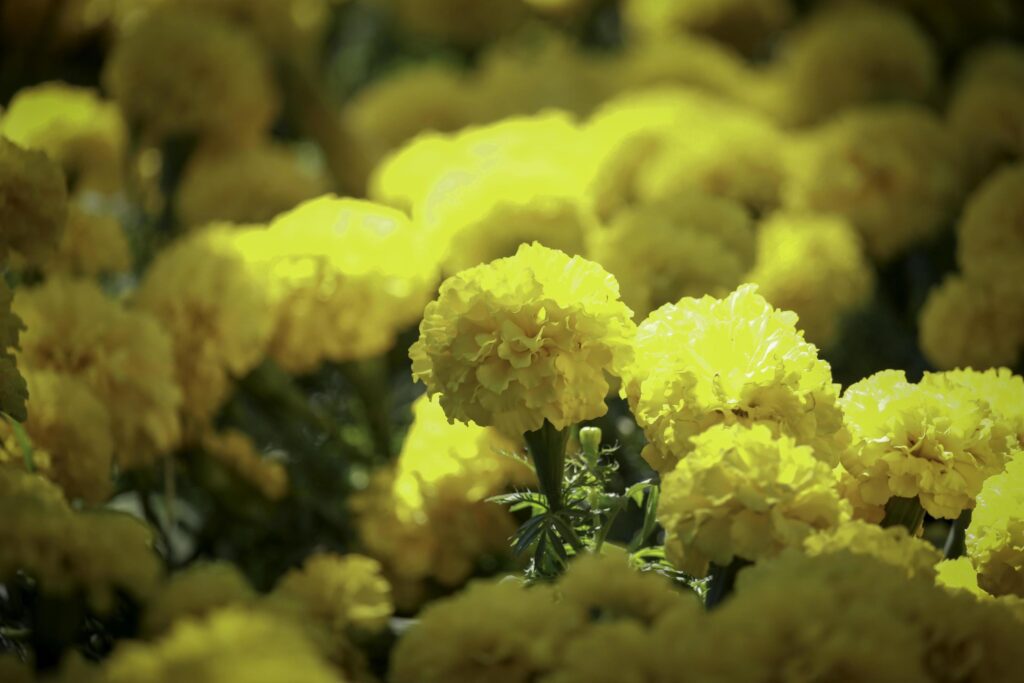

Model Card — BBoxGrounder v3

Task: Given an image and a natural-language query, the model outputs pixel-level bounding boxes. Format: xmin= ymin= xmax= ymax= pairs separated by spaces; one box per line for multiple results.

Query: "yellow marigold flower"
xmin=587 ymin=194 xmax=756 ymax=320
xmin=557 ymin=553 xmax=698 ymax=624
xmin=0 ymin=136 xmax=67 ymax=265
xmin=803 ymin=520 xmax=941 ymax=580
xmin=967 ymin=453 xmax=1024 ymax=597
xmin=948 ymin=43 xmax=1024 ymax=179
xmin=0 ymin=279 xmax=27 ymax=422
xmin=143 ymin=561 xmax=256 ymax=636
xmin=15 ymin=278 xmax=182 ymax=468
xmin=244 ymin=195 xmax=439 ymax=373
xmin=613 ymin=33 xmax=753 ymax=101
xmin=936 ymin=557 xmax=988 ymax=598
xmin=939 ymin=367 xmax=1024 ymax=447
xmin=0 ymin=460 xmax=68 ymax=509
xmin=103 ymin=5 xmax=279 ymax=145
xmin=135 ymin=226 xmax=274 ymax=433
xmin=658 ymin=423 xmax=849 ymax=577
xmin=374 ymin=0 xmax=528 ymax=47
xmin=199 ymin=429 xmax=288 ymax=501
xmin=625 ymin=284 xmax=846 ymax=474
xmin=101 ymin=607 xmax=345 ymax=683
xmin=272 ymin=553 xmax=393 ymax=638
xmin=764 ymin=1 xmax=937 ymax=126
xmin=174 ymin=142 xmax=326 ymax=228
xmin=42 ymin=203 xmax=132 ymax=276
xmin=0 ymin=82 xmax=126 ymax=194
xmin=783 ymin=104 xmax=964 ymax=263
xmin=747 ymin=211 xmax=874 ymax=349
xmin=623 ymin=0 xmax=793 ymax=55
xmin=957 ymin=162 xmax=1024 ymax=292
xmin=390 ymin=580 xmax=584 ymax=683
xmin=411 ymin=242 xmax=635 ymax=436
xmin=840 ymin=369 xmax=1014 ymax=519
xmin=919 ymin=275 xmax=1024 ymax=370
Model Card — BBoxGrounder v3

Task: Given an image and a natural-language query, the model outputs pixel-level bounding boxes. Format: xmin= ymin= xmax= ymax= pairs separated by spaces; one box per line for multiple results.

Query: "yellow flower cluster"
xmin=103 ymin=5 xmax=279 ymax=145
xmin=747 ymin=212 xmax=874 ymax=349
xmin=967 ymin=454 xmax=1024 ymax=597
xmin=411 ymin=243 xmax=635 ymax=436
xmin=142 ymin=561 xmax=256 ymax=636
xmin=101 ymin=607 xmax=346 ymax=683
xmin=44 ymin=204 xmax=132 ymax=277
xmin=174 ymin=142 xmax=326 ymax=228
xmin=351 ymin=395 xmax=531 ymax=607
xmin=0 ymin=136 xmax=67 ymax=266
xmin=15 ymin=278 xmax=182 ymax=469
xmin=783 ymin=104 xmax=963 ymax=263
xmin=803 ymin=520 xmax=941 ymax=580
xmin=625 ymin=284 xmax=845 ymax=474
xmin=0 ymin=467 xmax=162 ymax=612
xmin=623 ymin=0 xmax=793 ymax=55
xmin=658 ymin=423 xmax=849 ymax=576
xmin=840 ymin=369 xmax=1017 ymax=519
xmin=957 ymin=162 xmax=1024 ymax=294
xmin=199 ymin=429 xmax=289 ymax=501
xmin=0 ymin=81 xmax=126 ymax=194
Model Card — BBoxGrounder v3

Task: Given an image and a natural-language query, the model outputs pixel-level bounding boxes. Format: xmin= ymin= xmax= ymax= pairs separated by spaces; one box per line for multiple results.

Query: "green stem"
xmin=524 ymin=422 xmax=569 ymax=513
xmin=880 ymin=496 xmax=926 ymax=535
xmin=943 ymin=508 xmax=972 ymax=559
xmin=705 ymin=558 xmax=751 ymax=610
xmin=593 ymin=498 xmax=626 ymax=553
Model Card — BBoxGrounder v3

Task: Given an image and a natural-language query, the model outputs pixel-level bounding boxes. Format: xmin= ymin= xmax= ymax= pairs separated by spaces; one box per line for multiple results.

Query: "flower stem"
xmin=524 ymin=421 xmax=569 ymax=513
xmin=705 ymin=558 xmax=751 ymax=610
xmin=880 ymin=496 xmax=926 ymax=535
xmin=943 ymin=508 xmax=972 ymax=559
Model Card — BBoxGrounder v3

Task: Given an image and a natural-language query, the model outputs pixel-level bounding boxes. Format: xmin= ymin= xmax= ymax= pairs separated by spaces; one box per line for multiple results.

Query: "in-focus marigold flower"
xmin=919 ymin=275 xmax=1024 ymax=370
xmin=174 ymin=142 xmax=326 ymax=228
xmin=588 ymin=194 xmax=756 ymax=320
xmin=199 ymin=429 xmax=288 ymax=501
xmin=840 ymin=369 xmax=1015 ymax=520
xmin=271 ymin=553 xmax=393 ymax=639
xmin=135 ymin=226 xmax=274 ymax=434
xmin=748 ymin=211 xmax=874 ymax=349
xmin=967 ymin=453 xmax=1024 ymax=598
xmin=803 ymin=519 xmax=941 ymax=580
xmin=0 ymin=136 xmax=68 ymax=265
xmin=376 ymin=0 xmax=528 ymax=47
xmin=939 ymin=367 xmax=1024 ymax=448
xmin=763 ymin=1 xmax=937 ymax=126
xmin=390 ymin=580 xmax=584 ymax=683
xmin=42 ymin=203 xmax=132 ymax=277
xmin=411 ymin=242 xmax=635 ymax=436
xmin=15 ymin=278 xmax=182 ymax=469
xmin=623 ymin=0 xmax=793 ymax=55
xmin=243 ymin=195 xmax=439 ymax=373
xmin=103 ymin=5 xmax=279 ymax=145
xmin=658 ymin=423 xmax=849 ymax=577
xmin=0 ymin=82 xmax=126 ymax=194
xmin=101 ymin=607 xmax=345 ymax=683
xmin=783 ymin=104 xmax=963 ymax=263
xmin=143 ymin=561 xmax=256 ymax=636
xmin=625 ymin=284 xmax=846 ymax=474
xmin=0 ymin=279 xmax=27 ymax=422
xmin=957 ymin=162 xmax=1024 ymax=292
xmin=948 ymin=43 xmax=1024 ymax=179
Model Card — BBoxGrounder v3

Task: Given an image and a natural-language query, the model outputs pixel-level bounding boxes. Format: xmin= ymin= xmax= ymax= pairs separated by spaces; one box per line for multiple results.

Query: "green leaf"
xmin=625 ymin=479 xmax=655 ymax=508
xmin=513 ymin=515 xmax=550 ymax=556
xmin=3 ymin=413 xmax=33 ymax=473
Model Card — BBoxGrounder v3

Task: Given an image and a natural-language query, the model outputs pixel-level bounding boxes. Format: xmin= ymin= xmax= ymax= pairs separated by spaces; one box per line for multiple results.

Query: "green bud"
xmin=579 ymin=426 xmax=602 ymax=459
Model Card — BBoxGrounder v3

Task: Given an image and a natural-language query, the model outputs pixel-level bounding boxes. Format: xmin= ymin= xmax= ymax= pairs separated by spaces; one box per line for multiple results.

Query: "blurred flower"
xmin=143 ymin=562 xmax=256 ymax=636
xmin=613 ymin=33 xmax=754 ymax=100
xmin=199 ymin=429 xmax=288 ymax=501
xmin=957 ymin=162 xmax=1024 ymax=292
xmin=15 ymin=278 xmax=182 ymax=469
xmin=375 ymin=0 xmax=528 ymax=47
xmin=783 ymin=104 xmax=963 ymax=262
xmin=623 ymin=0 xmax=793 ymax=55
xmin=588 ymin=194 xmax=756 ymax=320
xmin=41 ymin=204 xmax=132 ymax=277
xmin=0 ymin=279 xmax=27 ymax=422
xmin=0 ymin=136 xmax=67 ymax=265
xmin=803 ymin=519 xmax=940 ymax=580
xmin=967 ymin=453 xmax=1024 ymax=597
xmin=747 ymin=211 xmax=874 ymax=349
xmin=658 ymin=423 xmax=849 ymax=576
xmin=0 ymin=82 xmax=126 ymax=194
xmin=625 ymin=284 xmax=846 ymax=474
xmin=103 ymin=5 xmax=279 ymax=145
xmin=411 ymin=242 xmax=635 ymax=436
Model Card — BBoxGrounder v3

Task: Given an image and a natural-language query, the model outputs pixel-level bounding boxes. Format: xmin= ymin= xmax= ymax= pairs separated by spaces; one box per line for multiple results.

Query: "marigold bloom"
xmin=143 ymin=562 xmax=256 ymax=636
xmin=103 ymin=5 xmax=279 ymax=144
xmin=15 ymin=279 xmax=182 ymax=468
xmin=658 ymin=423 xmax=849 ymax=576
xmin=748 ymin=212 xmax=874 ymax=349
xmin=588 ymin=194 xmax=756 ymax=320
xmin=625 ymin=284 xmax=846 ymax=473
xmin=43 ymin=203 xmax=132 ymax=277
xmin=783 ymin=104 xmax=963 ymax=262
xmin=803 ymin=520 xmax=941 ymax=580
xmin=840 ymin=369 xmax=1015 ymax=519
xmin=0 ymin=136 xmax=67 ymax=265
xmin=957 ymin=163 xmax=1024 ymax=292
xmin=0 ymin=82 xmax=126 ymax=193
xmin=199 ymin=429 xmax=288 ymax=501
xmin=411 ymin=243 xmax=635 ymax=436
xmin=967 ymin=454 xmax=1024 ymax=597
xmin=0 ymin=279 xmax=27 ymax=422
xmin=623 ymin=0 xmax=793 ymax=54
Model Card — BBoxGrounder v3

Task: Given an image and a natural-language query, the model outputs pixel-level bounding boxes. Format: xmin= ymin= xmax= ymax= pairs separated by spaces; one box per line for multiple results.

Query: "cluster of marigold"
xmin=2 ymin=0 xmax=1024 ymax=680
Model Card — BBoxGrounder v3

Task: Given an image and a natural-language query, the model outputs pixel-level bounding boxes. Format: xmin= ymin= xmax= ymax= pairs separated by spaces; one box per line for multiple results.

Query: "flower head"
xmin=957 ymin=162 xmax=1024 ymax=293
xmin=967 ymin=453 xmax=1024 ymax=597
xmin=0 ymin=136 xmax=67 ymax=265
xmin=411 ymin=242 xmax=635 ymax=436
xmin=0 ymin=279 xmax=27 ymax=421
xmin=803 ymin=519 xmax=941 ymax=580
xmin=143 ymin=562 xmax=256 ymax=636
